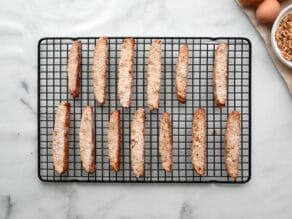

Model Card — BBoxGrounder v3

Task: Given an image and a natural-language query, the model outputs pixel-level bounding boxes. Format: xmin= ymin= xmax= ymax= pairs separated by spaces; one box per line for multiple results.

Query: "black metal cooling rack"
xmin=38 ymin=37 xmax=251 ymax=183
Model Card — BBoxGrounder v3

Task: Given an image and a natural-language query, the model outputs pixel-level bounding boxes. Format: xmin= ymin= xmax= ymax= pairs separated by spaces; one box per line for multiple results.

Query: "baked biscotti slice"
xmin=225 ymin=110 xmax=240 ymax=179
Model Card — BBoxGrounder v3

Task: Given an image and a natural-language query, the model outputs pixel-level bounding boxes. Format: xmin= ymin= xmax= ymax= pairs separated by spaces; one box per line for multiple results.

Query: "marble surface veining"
xmin=0 ymin=0 xmax=292 ymax=218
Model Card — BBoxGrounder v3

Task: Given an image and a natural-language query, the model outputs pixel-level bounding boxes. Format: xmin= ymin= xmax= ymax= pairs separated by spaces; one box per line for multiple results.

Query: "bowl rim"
xmin=271 ymin=4 xmax=292 ymax=68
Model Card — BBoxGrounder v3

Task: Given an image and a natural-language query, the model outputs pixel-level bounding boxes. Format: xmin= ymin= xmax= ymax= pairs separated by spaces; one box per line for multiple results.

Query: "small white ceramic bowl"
xmin=271 ymin=5 xmax=292 ymax=68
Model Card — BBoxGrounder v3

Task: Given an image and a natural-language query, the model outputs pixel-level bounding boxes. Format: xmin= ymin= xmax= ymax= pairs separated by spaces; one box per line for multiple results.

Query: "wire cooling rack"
xmin=38 ymin=37 xmax=251 ymax=183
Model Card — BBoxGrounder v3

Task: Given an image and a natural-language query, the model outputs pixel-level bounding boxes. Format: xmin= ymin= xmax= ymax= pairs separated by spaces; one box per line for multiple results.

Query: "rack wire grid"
xmin=38 ymin=37 xmax=251 ymax=183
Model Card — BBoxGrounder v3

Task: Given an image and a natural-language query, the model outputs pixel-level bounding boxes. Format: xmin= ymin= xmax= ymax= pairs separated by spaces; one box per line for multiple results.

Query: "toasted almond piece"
xmin=108 ymin=109 xmax=121 ymax=172
xmin=147 ymin=39 xmax=161 ymax=111
xmin=175 ymin=44 xmax=189 ymax=103
xmin=79 ymin=106 xmax=96 ymax=173
xmin=131 ymin=108 xmax=145 ymax=177
xmin=159 ymin=112 xmax=172 ymax=172
xmin=68 ymin=40 xmax=81 ymax=98
xmin=213 ymin=43 xmax=228 ymax=108
xmin=118 ymin=38 xmax=135 ymax=107
xmin=93 ymin=37 xmax=108 ymax=104
xmin=225 ymin=110 xmax=240 ymax=179
xmin=52 ymin=102 xmax=70 ymax=174
xmin=192 ymin=108 xmax=206 ymax=175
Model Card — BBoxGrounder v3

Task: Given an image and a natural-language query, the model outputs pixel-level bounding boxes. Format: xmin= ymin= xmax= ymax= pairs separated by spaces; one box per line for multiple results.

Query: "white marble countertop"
xmin=0 ymin=0 xmax=292 ymax=218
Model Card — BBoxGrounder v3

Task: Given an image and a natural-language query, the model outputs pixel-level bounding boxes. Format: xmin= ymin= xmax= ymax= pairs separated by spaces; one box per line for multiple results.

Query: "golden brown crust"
xmin=225 ymin=110 xmax=240 ymax=179
xmin=159 ymin=112 xmax=172 ymax=172
xmin=79 ymin=106 xmax=96 ymax=173
xmin=118 ymin=38 xmax=135 ymax=107
xmin=213 ymin=43 xmax=228 ymax=108
xmin=52 ymin=102 xmax=70 ymax=174
xmin=68 ymin=40 xmax=81 ymax=98
xmin=130 ymin=108 xmax=145 ymax=177
xmin=147 ymin=39 xmax=161 ymax=111
xmin=93 ymin=37 xmax=108 ymax=104
xmin=175 ymin=44 xmax=189 ymax=103
xmin=108 ymin=109 xmax=121 ymax=172
xmin=192 ymin=108 xmax=206 ymax=175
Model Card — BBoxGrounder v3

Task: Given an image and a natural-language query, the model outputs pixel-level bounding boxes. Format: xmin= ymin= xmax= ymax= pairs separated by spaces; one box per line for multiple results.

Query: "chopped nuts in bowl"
xmin=275 ymin=14 xmax=292 ymax=61
xmin=271 ymin=5 xmax=292 ymax=68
